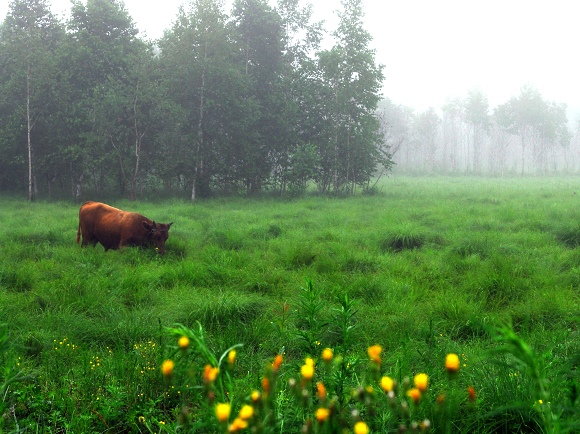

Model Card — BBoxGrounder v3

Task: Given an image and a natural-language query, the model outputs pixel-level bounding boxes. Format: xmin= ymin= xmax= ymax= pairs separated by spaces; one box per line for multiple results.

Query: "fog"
xmin=2 ymin=0 xmax=578 ymax=119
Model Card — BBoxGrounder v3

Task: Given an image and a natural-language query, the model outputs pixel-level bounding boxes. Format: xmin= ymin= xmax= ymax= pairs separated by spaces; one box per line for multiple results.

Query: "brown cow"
xmin=76 ymin=201 xmax=173 ymax=254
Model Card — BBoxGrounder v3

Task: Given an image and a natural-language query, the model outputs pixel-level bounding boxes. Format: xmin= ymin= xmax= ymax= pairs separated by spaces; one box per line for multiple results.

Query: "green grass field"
xmin=1 ymin=177 xmax=579 ymax=433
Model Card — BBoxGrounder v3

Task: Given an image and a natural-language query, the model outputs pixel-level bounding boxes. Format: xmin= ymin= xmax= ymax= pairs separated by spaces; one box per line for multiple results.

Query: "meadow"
xmin=1 ymin=176 xmax=579 ymax=433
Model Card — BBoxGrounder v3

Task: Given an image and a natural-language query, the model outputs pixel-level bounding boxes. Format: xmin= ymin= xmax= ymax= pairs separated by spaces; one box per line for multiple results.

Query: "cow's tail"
xmin=76 ymin=221 xmax=81 ymax=244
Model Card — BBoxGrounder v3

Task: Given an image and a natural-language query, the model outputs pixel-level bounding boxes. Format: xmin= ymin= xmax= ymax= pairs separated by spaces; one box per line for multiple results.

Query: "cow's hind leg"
xmin=81 ymin=234 xmax=98 ymax=248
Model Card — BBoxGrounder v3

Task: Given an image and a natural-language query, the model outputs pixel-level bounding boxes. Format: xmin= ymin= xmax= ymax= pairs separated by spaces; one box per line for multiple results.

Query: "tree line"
xmin=0 ymin=0 xmax=389 ymax=201
xmin=383 ymin=86 xmax=576 ymax=176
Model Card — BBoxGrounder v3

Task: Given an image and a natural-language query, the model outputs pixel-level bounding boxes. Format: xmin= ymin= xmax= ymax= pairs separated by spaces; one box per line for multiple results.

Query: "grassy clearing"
xmin=1 ymin=177 xmax=580 ymax=433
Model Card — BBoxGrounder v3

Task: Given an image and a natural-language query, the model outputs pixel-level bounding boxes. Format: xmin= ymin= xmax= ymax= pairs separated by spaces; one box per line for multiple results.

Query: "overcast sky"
xmin=1 ymin=0 xmax=578 ymax=118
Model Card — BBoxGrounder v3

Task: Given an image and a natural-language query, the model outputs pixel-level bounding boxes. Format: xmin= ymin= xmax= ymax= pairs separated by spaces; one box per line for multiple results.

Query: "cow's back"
xmin=78 ymin=202 xmax=146 ymax=250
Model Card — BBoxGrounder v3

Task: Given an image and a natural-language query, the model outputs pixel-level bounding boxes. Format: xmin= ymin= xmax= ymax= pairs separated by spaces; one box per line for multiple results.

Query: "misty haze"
xmin=1 ymin=0 xmax=579 ymax=201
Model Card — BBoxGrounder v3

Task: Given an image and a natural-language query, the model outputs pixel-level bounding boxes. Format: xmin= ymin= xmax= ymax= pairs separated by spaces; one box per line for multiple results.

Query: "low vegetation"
xmin=1 ymin=177 xmax=579 ymax=433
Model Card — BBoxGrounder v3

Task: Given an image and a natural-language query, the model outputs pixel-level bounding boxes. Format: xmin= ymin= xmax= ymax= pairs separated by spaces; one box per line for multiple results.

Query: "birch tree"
xmin=0 ymin=0 xmax=62 ymax=200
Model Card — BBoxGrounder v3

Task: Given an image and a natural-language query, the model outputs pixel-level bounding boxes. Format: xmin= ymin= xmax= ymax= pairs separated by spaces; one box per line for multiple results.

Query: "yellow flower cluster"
xmin=134 ymin=340 xmax=159 ymax=375
xmin=138 ymin=360 xmax=156 ymax=375
xmin=214 ymin=402 xmax=255 ymax=432
xmin=89 ymin=355 xmax=101 ymax=370
xmin=53 ymin=337 xmax=78 ymax=351
xmin=133 ymin=340 xmax=157 ymax=352
xmin=160 ymin=331 xmax=476 ymax=434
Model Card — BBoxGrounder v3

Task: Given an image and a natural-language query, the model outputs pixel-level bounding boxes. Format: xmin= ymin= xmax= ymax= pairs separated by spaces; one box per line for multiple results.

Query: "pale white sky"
xmin=1 ymin=0 xmax=578 ymax=116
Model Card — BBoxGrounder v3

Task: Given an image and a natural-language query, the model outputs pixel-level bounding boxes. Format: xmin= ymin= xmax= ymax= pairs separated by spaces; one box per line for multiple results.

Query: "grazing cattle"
xmin=76 ymin=201 xmax=173 ymax=254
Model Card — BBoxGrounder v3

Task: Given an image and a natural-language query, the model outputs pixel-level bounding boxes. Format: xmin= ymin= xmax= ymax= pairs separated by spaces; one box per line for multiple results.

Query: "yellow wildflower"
xmin=215 ymin=403 xmax=231 ymax=422
xmin=301 ymin=362 xmax=314 ymax=380
xmin=407 ymin=387 xmax=421 ymax=404
xmin=203 ymin=365 xmax=219 ymax=383
xmin=316 ymin=382 xmax=326 ymax=400
xmin=178 ymin=336 xmax=189 ymax=350
xmin=380 ymin=376 xmax=394 ymax=393
xmin=316 ymin=407 xmax=330 ymax=423
xmin=161 ymin=359 xmax=174 ymax=377
xmin=228 ymin=349 xmax=237 ymax=365
xmin=414 ymin=373 xmax=429 ymax=392
xmin=251 ymin=390 xmax=261 ymax=403
xmin=367 ymin=345 xmax=382 ymax=364
xmin=228 ymin=417 xmax=248 ymax=432
xmin=354 ymin=421 xmax=369 ymax=434
xmin=321 ymin=347 xmax=333 ymax=362
xmin=262 ymin=377 xmax=271 ymax=394
xmin=239 ymin=405 xmax=254 ymax=420
xmin=445 ymin=353 xmax=460 ymax=373
xmin=468 ymin=386 xmax=476 ymax=402
xmin=272 ymin=354 xmax=283 ymax=371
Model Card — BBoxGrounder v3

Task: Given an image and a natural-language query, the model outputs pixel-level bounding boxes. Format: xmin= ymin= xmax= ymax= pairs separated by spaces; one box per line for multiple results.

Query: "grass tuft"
xmin=379 ymin=227 xmax=427 ymax=252
xmin=554 ymin=223 xmax=580 ymax=248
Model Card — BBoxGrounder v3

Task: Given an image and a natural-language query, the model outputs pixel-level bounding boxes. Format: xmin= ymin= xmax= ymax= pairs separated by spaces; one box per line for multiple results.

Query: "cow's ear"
xmin=143 ymin=221 xmax=154 ymax=231
xmin=168 ymin=222 xmax=173 ymax=228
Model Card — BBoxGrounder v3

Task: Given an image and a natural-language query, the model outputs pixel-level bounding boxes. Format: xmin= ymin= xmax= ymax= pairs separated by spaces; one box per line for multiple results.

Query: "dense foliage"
xmin=0 ymin=0 xmax=389 ymax=200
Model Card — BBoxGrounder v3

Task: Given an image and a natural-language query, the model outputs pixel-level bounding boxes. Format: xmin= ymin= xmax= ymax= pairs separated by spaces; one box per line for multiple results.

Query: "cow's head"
xmin=143 ymin=221 xmax=173 ymax=254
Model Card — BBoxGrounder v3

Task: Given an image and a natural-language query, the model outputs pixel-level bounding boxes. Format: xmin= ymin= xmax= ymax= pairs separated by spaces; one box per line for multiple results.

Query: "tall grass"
xmin=1 ymin=177 xmax=579 ymax=432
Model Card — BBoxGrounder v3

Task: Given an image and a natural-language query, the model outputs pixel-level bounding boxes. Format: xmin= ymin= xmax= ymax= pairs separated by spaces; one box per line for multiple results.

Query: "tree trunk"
xmin=131 ymin=85 xmax=145 ymax=200
xmin=27 ymin=61 xmax=34 ymax=201
xmin=110 ymin=137 xmax=127 ymax=195
xmin=192 ymin=42 xmax=207 ymax=202
xmin=520 ymin=132 xmax=526 ymax=176
xmin=473 ymin=124 xmax=479 ymax=174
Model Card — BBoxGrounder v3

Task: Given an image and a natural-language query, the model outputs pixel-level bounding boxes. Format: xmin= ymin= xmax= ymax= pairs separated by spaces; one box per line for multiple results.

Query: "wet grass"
xmin=1 ymin=176 xmax=580 ymax=432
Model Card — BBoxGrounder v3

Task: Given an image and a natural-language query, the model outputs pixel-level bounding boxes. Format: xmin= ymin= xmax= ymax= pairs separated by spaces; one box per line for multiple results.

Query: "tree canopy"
xmin=0 ymin=0 xmax=389 ymax=200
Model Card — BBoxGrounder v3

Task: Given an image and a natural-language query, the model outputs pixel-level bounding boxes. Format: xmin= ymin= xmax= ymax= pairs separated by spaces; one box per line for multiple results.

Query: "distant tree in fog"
xmin=441 ymin=98 xmax=464 ymax=173
xmin=488 ymin=121 xmax=512 ymax=176
xmin=541 ymin=102 xmax=571 ymax=172
xmin=495 ymin=85 xmax=570 ymax=175
xmin=378 ymin=98 xmax=412 ymax=160
xmin=464 ymin=88 xmax=490 ymax=174
xmin=412 ymin=108 xmax=440 ymax=173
